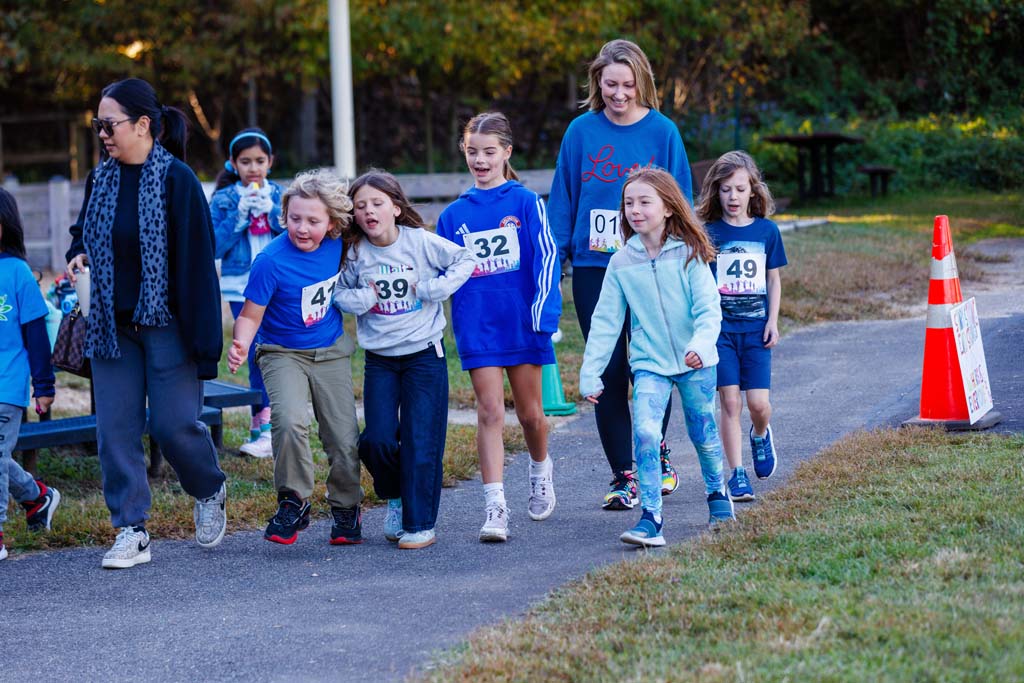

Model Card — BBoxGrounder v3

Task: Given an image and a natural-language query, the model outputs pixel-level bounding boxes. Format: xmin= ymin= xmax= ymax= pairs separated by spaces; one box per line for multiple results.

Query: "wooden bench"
xmin=857 ymin=165 xmax=897 ymax=197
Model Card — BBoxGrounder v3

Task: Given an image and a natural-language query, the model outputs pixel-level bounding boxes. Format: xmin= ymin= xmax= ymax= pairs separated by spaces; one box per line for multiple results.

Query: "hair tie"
xmin=224 ymin=160 xmax=236 ymax=174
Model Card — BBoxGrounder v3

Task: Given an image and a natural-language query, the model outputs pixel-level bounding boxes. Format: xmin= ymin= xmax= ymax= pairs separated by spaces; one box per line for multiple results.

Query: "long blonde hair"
xmin=584 ymin=39 xmax=659 ymax=112
xmin=696 ymin=151 xmax=776 ymax=222
xmin=620 ymin=167 xmax=716 ymax=266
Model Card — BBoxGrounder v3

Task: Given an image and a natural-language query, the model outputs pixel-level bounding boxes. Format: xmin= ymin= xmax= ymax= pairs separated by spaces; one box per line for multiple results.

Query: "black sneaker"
xmin=264 ymin=491 xmax=311 ymax=545
xmin=329 ymin=505 xmax=363 ymax=545
xmin=23 ymin=480 xmax=61 ymax=532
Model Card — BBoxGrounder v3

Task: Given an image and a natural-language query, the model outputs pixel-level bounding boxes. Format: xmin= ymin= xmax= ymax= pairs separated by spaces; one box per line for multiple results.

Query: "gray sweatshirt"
xmin=333 ymin=226 xmax=475 ymax=356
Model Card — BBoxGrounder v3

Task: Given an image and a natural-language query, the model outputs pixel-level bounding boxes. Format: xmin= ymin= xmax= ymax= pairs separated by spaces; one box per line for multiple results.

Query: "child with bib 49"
xmin=436 ymin=112 xmax=562 ymax=542
xmin=579 ymin=168 xmax=734 ymax=547
xmin=334 ymin=170 xmax=475 ymax=550
xmin=210 ymin=128 xmax=283 ymax=458
xmin=697 ymin=151 xmax=787 ymax=501
xmin=228 ymin=169 xmax=363 ymax=546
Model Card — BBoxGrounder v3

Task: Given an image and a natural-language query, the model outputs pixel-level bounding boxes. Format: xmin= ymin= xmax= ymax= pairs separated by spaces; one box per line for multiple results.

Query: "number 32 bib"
xmin=467 ymin=226 xmax=521 ymax=278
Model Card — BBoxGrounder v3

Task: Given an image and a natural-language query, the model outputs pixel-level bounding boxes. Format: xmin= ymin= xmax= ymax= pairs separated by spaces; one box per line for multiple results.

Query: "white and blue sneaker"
xmin=728 ymin=467 xmax=755 ymax=502
xmin=383 ymin=498 xmax=404 ymax=542
xmin=620 ymin=509 xmax=666 ymax=547
xmin=751 ymin=424 xmax=778 ymax=479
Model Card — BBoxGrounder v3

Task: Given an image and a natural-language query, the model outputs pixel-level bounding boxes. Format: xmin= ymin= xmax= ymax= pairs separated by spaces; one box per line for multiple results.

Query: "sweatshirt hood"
xmin=624 ymin=234 xmax=688 ymax=254
xmin=457 ymin=180 xmax=523 ymax=204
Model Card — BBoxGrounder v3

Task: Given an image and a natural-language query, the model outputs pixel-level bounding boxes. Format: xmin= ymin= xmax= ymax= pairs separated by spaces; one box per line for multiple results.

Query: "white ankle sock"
xmin=529 ymin=455 xmax=552 ymax=479
xmin=483 ymin=482 xmax=505 ymax=507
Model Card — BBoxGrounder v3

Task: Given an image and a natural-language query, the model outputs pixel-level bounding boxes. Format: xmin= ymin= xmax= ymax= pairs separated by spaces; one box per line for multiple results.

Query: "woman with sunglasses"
xmin=65 ymin=78 xmax=227 ymax=569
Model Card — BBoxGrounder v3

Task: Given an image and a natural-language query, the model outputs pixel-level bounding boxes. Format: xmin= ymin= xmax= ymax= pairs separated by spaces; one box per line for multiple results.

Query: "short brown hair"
xmin=696 ymin=151 xmax=776 ymax=222
xmin=584 ymin=39 xmax=659 ymax=112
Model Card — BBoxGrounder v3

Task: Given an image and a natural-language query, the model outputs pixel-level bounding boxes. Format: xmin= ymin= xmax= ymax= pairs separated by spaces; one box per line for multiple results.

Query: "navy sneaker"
xmin=620 ymin=509 xmax=665 ymax=547
xmin=330 ymin=505 xmax=363 ymax=545
xmin=602 ymin=471 xmax=639 ymax=510
xmin=264 ymin=492 xmax=311 ymax=545
xmin=23 ymin=480 xmax=61 ymax=532
xmin=728 ymin=468 xmax=755 ymax=502
xmin=750 ymin=424 xmax=778 ymax=479
xmin=707 ymin=490 xmax=736 ymax=527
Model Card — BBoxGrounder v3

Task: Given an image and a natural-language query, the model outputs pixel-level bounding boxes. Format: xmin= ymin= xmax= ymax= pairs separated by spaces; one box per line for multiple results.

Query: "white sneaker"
xmin=0 ymin=543 xmax=7 ymax=561
xmin=194 ymin=483 xmax=227 ymax=548
xmin=102 ymin=526 xmax=152 ymax=569
xmin=528 ymin=474 xmax=556 ymax=521
xmin=479 ymin=502 xmax=509 ymax=543
xmin=383 ymin=499 xmax=404 ymax=542
xmin=239 ymin=431 xmax=273 ymax=459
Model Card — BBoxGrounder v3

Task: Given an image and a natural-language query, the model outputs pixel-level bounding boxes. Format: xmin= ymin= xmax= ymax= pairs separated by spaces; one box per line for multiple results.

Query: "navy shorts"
xmin=715 ymin=329 xmax=772 ymax=390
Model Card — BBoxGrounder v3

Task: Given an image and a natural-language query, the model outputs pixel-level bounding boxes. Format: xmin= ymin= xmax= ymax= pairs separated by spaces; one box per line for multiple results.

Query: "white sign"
xmin=950 ymin=297 xmax=994 ymax=424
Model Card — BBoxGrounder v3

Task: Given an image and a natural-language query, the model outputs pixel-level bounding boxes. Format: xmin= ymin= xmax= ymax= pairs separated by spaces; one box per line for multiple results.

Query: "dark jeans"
xmin=229 ymin=300 xmax=269 ymax=414
xmin=359 ymin=344 xmax=448 ymax=533
xmin=92 ymin=321 xmax=226 ymax=528
xmin=572 ymin=266 xmax=672 ymax=475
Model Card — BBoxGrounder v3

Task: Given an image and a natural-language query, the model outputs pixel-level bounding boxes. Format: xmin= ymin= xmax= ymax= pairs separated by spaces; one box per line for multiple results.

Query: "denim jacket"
xmin=210 ymin=180 xmax=284 ymax=276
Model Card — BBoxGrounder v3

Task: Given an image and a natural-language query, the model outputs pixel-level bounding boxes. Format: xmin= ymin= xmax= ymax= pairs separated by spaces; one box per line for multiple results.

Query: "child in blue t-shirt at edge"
xmin=228 ymin=169 xmax=363 ymax=546
xmin=211 ymin=128 xmax=283 ymax=459
xmin=579 ymin=168 xmax=734 ymax=548
xmin=0 ymin=189 xmax=62 ymax=560
xmin=437 ymin=112 xmax=562 ymax=543
xmin=697 ymin=151 xmax=787 ymax=502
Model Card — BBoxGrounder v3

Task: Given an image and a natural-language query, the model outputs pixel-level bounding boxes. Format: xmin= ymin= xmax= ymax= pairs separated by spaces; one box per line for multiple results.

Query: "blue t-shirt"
xmin=706 ymin=218 xmax=788 ymax=333
xmin=244 ymin=234 xmax=346 ymax=349
xmin=0 ymin=254 xmax=49 ymax=407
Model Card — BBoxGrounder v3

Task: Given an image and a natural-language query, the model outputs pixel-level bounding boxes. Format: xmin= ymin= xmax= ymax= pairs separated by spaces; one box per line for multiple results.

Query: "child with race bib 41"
xmin=228 ymin=168 xmax=363 ymax=546
xmin=436 ymin=112 xmax=562 ymax=543
xmin=334 ymin=170 xmax=475 ymax=550
xmin=579 ymin=168 xmax=734 ymax=548
xmin=210 ymin=128 xmax=283 ymax=458
xmin=697 ymin=151 xmax=787 ymax=502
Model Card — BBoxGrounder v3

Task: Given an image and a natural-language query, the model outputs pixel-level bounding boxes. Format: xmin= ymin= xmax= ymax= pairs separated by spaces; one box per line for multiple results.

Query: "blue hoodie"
xmin=547 ymin=110 xmax=692 ymax=269
xmin=436 ymin=181 xmax=562 ymax=370
xmin=579 ymin=235 xmax=721 ymax=398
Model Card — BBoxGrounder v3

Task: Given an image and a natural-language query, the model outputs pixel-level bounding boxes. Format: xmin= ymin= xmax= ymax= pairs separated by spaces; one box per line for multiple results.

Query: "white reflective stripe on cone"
xmin=926 ymin=303 xmax=955 ymax=329
xmin=930 ymin=253 xmax=958 ymax=280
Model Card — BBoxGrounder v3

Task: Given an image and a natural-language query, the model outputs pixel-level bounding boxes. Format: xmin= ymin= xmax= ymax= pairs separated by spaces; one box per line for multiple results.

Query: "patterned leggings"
xmin=633 ymin=368 xmax=725 ymax=515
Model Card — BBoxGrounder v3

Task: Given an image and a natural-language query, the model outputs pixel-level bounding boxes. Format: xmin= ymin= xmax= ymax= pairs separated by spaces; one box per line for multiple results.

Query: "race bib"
xmin=588 ymin=209 xmax=622 ymax=253
xmin=369 ymin=268 xmax=421 ymax=316
xmin=467 ymin=226 xmax=521 ymax=278
xmin=716 ymin=252 xmax=767 ymax=295
xmin=301 ymin=273 xmax=339 ymax=327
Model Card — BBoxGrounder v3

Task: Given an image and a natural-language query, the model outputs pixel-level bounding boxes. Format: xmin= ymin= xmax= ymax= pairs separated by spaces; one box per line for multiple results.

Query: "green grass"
xmin=421 ymin=428 xmax=1024 ymax=682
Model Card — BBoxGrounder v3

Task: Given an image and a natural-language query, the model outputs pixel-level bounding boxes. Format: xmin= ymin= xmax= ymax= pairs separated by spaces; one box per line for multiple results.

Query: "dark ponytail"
xmin=0 ymin=188 xmax=28 ymax=260
xmin=101 ymin=78 xmax=189 ymax=161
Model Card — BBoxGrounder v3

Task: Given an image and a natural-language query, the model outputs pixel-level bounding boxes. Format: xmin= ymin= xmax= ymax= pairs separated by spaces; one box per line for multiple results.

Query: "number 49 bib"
xmin=467 ymin=226 xmax=520 ymax=278
xmin=716 ymin=252 xmax=766 ymax=295
xmin=301 ymin=273 xmax=339 ymax=327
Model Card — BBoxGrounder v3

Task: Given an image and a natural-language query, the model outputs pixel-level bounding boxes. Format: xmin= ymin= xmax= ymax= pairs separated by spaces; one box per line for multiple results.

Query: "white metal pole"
xmin=328 ymin=0 xmax=356 ymax=179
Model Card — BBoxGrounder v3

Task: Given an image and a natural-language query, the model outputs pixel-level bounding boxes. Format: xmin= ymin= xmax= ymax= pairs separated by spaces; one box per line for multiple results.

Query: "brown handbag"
xmin=51 ymin=303 xmax=91 ymax=378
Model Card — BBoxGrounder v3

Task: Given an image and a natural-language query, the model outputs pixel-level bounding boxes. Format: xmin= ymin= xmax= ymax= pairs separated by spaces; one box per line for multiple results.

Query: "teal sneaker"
xmin=398 ymin=528 xmax=435 ymax=550
xmin=383 ymin=498 xmax=403 ymax=542
xmin=707 ymin=490 xmax=736 ymax=528
xmin=620 ymin=509 xmax=666 ymax=547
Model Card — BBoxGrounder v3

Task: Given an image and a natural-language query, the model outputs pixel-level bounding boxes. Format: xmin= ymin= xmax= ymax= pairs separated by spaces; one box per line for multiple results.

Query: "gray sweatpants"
xmin=92 ymin=321 xmax=226 ymax=528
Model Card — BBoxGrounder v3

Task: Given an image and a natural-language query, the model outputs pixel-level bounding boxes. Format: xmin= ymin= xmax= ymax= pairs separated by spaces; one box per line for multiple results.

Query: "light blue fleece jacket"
xmin=579 ymin=235 xmax=721 ymax=397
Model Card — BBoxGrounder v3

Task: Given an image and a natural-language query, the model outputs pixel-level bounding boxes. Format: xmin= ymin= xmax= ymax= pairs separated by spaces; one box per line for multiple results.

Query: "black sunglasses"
xmin=91 ymin=117 xmax=135 ymax=137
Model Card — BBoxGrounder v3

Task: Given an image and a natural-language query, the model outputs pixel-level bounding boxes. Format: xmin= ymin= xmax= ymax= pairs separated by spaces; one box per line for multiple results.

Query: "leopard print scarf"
xmin=83 ymin=141 xmax=173 ymax=360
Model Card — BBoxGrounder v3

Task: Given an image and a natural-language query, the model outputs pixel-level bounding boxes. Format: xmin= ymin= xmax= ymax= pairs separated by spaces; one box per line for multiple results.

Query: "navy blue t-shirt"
xmin=706 ymin=217 xmax=787 ymax=333
xmin=244 ymin=234 xmax=345 ymax=349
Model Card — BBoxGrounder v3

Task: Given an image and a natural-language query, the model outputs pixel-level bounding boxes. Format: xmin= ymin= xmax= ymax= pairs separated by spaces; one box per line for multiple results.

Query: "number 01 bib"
xmin=301 ymin=273 xmax=339 ymax=327
xmin=467 ymin=226 xmax=521 ymax=278
xmin=588 ymin=209 xmax=622 ymax=253
xmin=716 ymin=252 xmax=766 ymax=295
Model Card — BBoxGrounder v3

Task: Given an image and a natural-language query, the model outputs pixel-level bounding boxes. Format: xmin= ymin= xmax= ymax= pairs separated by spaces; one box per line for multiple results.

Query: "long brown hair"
xmin=584 ymin=39 xmax=659 ymax=112
xmin=460 ymin=112 xmax=519 ymax=181
xmin=620 ymin=167 xmax=716 ymax=266
xmin=345 ymin=169 xmax=424 ymax=257
xmin=696 ymin=150 xmax=775 ymax=222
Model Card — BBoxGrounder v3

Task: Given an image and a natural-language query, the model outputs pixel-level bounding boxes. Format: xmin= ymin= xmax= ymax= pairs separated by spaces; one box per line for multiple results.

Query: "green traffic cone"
xmin=542 ymin=360 xmax=576 ymax=416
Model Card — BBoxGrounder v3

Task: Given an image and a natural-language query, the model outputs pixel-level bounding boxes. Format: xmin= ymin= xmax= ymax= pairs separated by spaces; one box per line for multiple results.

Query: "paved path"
xmin=2 ymin=240 xmax=1021 ymax=683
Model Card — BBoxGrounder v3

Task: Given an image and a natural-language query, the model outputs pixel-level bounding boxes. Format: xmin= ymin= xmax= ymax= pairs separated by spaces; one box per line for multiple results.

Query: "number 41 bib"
xmin=301 ymin=273 xmax=339 ymax=327
xmin=716 ymin=252 xmax=766 ymax=295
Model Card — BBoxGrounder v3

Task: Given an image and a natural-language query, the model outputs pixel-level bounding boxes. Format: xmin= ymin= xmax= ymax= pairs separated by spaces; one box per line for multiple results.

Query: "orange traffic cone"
xmin=904 ymin=215 xmax=1000 ymax=430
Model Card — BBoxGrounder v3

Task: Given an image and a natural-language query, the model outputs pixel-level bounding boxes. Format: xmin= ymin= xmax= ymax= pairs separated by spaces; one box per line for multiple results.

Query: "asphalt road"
xmin=2 ymin=239 xmax=1021 ymax=683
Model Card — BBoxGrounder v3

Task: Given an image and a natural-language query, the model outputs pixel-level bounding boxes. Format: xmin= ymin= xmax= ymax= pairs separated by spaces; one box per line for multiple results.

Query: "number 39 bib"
xmin=716 ymin=252 xmax=766 ymax=295
xmin=369 ymin=268 xmax=421 ymax=316
xmin=588 ymin=209 xmax=622 ymax=253
xmin=467 ymin=226 xmax=520 ymax=278
xmin=301 ymin=273 xmax=340 ymax=327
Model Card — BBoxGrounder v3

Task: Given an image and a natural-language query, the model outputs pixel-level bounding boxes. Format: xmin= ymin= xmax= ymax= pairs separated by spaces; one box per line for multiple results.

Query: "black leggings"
xmin=573 ymin=266 xmax=671 ymax=476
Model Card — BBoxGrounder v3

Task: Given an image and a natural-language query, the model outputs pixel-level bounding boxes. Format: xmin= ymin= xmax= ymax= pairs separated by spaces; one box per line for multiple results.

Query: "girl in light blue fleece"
xmin=579 ymin=168 xmax=734 ymax=547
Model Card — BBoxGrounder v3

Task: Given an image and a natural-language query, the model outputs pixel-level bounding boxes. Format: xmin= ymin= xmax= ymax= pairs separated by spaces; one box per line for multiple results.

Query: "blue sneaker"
xmin=728 ymin=468 xmax=755 ymax=502
xmin=707 ymin=490 xmax=736 ymax=527
xmin=620 ymin=509 xmax=665 ymax=547
xmin=750 ymin=424 xmax=778 ymax=479
xmin=383 ymin=498 xmax=403 ymax=542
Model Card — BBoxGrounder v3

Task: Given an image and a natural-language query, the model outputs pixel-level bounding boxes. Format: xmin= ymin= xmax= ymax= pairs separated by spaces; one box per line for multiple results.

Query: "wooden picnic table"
xmin=764 ymin=132 xmax=864 ymax=200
